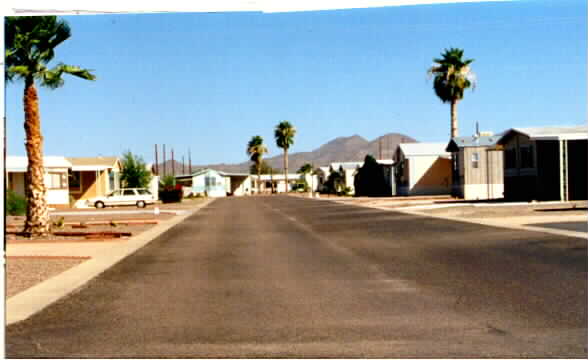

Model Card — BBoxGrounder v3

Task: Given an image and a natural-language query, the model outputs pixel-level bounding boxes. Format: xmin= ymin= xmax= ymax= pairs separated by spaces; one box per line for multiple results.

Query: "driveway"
xmin=6 ymin=196 xmax=587 ymax=358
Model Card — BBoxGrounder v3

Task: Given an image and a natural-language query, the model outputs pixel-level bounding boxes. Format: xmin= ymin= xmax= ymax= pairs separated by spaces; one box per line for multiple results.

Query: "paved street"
xmin=6 ymin=196 xmax=587 ymax=358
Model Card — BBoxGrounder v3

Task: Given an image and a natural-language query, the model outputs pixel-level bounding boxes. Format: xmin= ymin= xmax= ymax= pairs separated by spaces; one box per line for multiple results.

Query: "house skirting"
xmin=462 ymin=183 xmax=504 ymax=200
xmin=398 ymin=184 xmax=451 ymax=196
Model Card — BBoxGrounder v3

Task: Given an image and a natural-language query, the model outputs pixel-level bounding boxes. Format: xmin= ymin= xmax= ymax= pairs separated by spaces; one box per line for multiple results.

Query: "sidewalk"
xmin=6 ymin=198 xmax=214 ymax=325
xmin=317 ymin=196 xmax=587 ymax=240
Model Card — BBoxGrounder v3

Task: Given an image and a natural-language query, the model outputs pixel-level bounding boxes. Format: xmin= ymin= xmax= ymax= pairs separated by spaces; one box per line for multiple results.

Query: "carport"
xmin=498 ymin=126 xmax=587 ymax=201
xmin=221 ymin=172 xmax=252 ymax=196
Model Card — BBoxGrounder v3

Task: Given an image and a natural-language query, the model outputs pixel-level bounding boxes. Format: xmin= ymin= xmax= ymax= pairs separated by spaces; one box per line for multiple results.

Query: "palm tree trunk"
xmin=284 ymin=148 xmax=288 ymax=193
xmin=450 ymin=99 xmax=458 ymax=138
xmin=257 ymin=163 xmax=261 ymax=195
xmin=22 ymin=79 xmax=50 ymax=237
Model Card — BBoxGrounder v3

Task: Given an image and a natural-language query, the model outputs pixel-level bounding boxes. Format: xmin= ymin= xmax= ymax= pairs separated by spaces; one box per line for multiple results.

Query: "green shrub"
xmin=7 ymin=190 xmax=27 ymax=216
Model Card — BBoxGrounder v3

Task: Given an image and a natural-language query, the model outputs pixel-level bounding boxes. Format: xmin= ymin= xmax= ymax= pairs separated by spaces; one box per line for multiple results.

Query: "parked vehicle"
xmin=87 ymin=188 xmax=155 ymax=208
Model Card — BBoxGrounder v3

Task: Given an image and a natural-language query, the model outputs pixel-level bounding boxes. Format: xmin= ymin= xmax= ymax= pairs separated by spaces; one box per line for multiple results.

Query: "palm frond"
xmin=58 ymin=63 xmax=96 ymax=80
xmin=6 ymin=65 xmax=31 ymax=80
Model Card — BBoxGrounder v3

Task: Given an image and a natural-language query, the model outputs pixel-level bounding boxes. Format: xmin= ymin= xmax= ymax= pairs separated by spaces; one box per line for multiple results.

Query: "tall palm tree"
xmin=6 ymin=16 xmax=96 ymax=237
xmin=246 ymin=135 xmax=268 ymax=194
xmin=428 ymin=48 xmax=475 ymax=138
xmin=274 ymin=121 xmax=296 ymax=192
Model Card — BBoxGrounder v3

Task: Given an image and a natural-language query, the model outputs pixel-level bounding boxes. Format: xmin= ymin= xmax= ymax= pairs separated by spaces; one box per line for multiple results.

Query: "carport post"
xmin=559 ymin=140 xmax=569 ymax=201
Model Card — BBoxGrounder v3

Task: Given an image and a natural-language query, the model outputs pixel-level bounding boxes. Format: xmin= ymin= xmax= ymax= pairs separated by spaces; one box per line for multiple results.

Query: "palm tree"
xmin=6 ymin=16 xmax=96 ymax=237
xmin=297 ymin=163 xmax=314 ymax=194
xmin=274 ymin=121 xmax=296 ymax=193
xmin=428 ymin=48 xmax=475 ymax=138
xmin=246 ymin=135 xmax=268 ymax=194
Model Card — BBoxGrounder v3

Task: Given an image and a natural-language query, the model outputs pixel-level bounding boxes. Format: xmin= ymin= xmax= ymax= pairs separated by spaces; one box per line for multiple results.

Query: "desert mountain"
xmin=156 ymin=133 xmax=417 ymax=175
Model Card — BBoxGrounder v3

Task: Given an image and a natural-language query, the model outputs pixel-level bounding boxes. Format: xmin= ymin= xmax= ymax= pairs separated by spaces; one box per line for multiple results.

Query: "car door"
xmin=107 ymin=190 xmax=123 ymax=206
xmin=122 ymin=189 xmax=137 ymax=205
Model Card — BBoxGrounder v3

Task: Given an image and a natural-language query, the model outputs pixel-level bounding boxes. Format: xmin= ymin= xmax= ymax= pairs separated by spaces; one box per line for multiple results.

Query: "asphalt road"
xmin=530 ymin=221 xmax=588 ymax=233
xmin=7 ymin=196 xmax=587 ymax=358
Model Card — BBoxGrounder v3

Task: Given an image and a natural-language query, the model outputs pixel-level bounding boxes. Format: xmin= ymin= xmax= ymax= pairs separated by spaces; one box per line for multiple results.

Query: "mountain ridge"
xmin=156 ymin=133 xmax=417 ymax=175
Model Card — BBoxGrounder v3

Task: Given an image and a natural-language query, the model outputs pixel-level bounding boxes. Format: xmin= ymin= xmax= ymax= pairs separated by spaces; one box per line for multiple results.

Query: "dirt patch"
xmin=6 ymin=257 xmax=89 ymax=298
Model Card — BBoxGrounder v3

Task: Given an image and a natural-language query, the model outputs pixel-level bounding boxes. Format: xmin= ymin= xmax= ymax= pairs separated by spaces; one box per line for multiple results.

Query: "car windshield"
xmin=109 ymin=190 xmax=121 ymax=196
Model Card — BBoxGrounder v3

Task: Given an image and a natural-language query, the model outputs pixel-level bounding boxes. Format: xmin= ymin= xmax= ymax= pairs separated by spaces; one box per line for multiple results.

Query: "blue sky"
xmin=5 ymin=0 xmax=586 ymax=165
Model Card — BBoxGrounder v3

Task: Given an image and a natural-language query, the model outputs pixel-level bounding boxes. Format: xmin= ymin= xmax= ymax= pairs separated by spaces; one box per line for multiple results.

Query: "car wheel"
xmin=136 ymin=201 xmax=146 ymax=208
xmin=95 ymin=201 xmax=105 ymax=209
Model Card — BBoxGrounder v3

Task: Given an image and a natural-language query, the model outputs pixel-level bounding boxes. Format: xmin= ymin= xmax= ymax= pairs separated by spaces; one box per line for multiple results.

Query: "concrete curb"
xmin=6 ymin=198 xmax=215 ymax=326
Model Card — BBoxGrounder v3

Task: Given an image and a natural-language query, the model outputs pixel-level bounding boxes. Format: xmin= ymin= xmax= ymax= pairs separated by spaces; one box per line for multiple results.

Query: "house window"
xmin=46 ymin=172 xmax=68 ymax=189
xmin=205 ymin=176 xmax=216 ymax=187
xmin=504 ymin=148 xmax=516 ymax=169
xmin=109 ymin=171 xmax=115 ymax=191
xmin=69 ymin=170 xmax=81 ymax=192
xmin=520 ymin=145 xmax=534 ymax=168
xmin=471 ymin=152 xmax=480 ymax=169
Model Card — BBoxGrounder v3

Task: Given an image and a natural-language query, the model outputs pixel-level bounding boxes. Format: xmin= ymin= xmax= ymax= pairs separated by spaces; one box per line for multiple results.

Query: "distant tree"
xmin=354 ymin=155 xmax=388 ymax=197
xmin=297 ymin=163 xmax=313 ymax=175
xmin=246 ymin=135 xmax=268 ymax=193
xmin=428 ymin=48 xmax=475 ymax=138
xmin=161 ymin=175 xmax=176 ymax=188
xmin=274 ymin=121 xmax=296 ymax=191
xmin=249 ymin=160 xmax=277 ymax=175
xmin=324 ymin=168 xmax=345 ymax=195
xmin=120 ymin=151 xmax=153 ymax=188
xmin=6 ymin=16 xmax=96 ymax=237
xmin=296 ymin=163 xmax=314 ymax=192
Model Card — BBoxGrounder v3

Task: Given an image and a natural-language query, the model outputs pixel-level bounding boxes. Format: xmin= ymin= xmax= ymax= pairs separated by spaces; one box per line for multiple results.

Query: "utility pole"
xmin=171 ymin=148 xmax=175 ymax=176
xmin=163 ymin=144 xmax=166 ymax=178
xmin=154 ymin=144 xmax=159 ymax=175
xmin=188 ymin=148 xmax=192 ymax=174
xmin=182 ymin=155 xmax=185 ymax=174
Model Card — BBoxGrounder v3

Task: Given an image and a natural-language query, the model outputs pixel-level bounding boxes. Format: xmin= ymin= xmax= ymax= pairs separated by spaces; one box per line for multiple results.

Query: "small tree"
xmin=120 ymin=151 xmax=152 ymax=188
xmin=354 ymin=155 xmax=388 ymax=197
xmin=161 ymin=175 xmax=176 ymax=188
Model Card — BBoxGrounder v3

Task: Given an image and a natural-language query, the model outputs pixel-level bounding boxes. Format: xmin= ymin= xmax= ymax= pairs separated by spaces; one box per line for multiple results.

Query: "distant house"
xmin=67 ymin=157 xmax=122 ymax=207
xmin=446 ymin=132 xmax=504 ymax=200
xmin=222 ymin=172 xmax=253 ymax=196
xmin=329 ymin=162 xmax=363 ymax=194
xmin=393 ymin=143 xmax=452 ymax=196
xmin=176 ymin=168 xmax=228 ymax=197
xmin=497 ymin=125 xmax=587 ymax=201
xmin=6 ymin=156 xmax=72 ymax=207
xmin=255 ymin=173 xmax=300 ymax=193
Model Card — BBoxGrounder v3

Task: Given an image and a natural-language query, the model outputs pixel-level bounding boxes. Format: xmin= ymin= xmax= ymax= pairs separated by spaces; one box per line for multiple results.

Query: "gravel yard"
xmin=5 ymin=198 xmax=208 ymax=299
xmin=6 ymin=257 xmax=88 ymax=298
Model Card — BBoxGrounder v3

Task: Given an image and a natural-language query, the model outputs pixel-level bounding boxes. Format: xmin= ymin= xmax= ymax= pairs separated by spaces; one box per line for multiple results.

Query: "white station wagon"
xmin=87 ymin=188 xmax=156 ymax=209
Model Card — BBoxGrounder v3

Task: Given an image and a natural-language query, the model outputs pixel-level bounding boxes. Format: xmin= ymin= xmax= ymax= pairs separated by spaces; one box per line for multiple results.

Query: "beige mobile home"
xmin=393 ymin=143 xmax=452 ymax=196
xmin=446 ymin=133 xmax=504 ymax=200
xmin=67 ymin=157 xmax=122 ymax=207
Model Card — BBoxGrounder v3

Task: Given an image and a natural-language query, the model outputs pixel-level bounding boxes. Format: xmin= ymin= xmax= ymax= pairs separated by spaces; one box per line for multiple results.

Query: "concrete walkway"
xmin=6 ymin=198 xmax=214 ymax=325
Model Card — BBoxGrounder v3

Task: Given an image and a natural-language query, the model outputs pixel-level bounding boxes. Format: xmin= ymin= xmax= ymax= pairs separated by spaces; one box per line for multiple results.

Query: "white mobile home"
xmin=6 ymin=156 xmax=73 ymax=207
xmin=176 ymin=168 xmax=228 ymax=197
